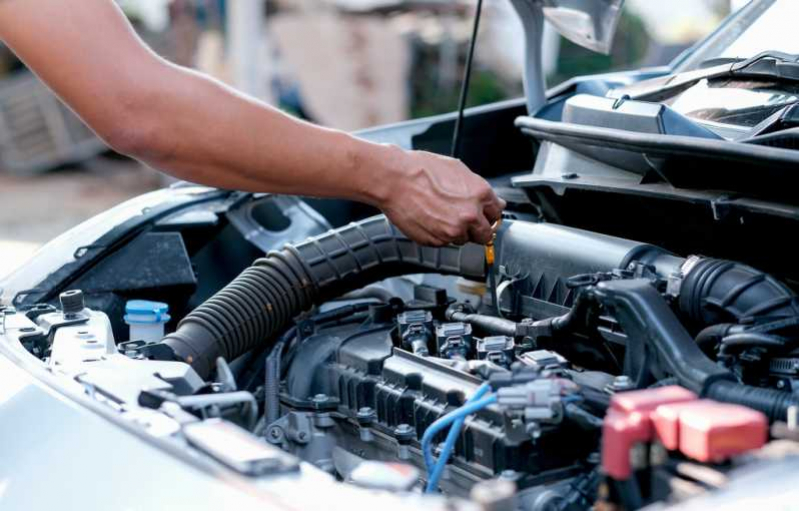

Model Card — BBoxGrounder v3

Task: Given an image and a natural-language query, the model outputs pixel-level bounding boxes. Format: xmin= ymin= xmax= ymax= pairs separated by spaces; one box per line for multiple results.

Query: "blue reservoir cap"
xmin=124 ymin=300 xmax=171 ymax=324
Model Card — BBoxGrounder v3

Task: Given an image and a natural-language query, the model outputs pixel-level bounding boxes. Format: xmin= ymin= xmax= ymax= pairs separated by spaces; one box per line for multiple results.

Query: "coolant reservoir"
xmin=124 ymin=300 xmax=170 ymax=342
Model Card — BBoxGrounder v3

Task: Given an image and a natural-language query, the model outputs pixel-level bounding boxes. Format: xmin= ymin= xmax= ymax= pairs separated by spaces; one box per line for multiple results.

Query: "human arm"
xmin=0 ymin=0 xmax=505 ymax=245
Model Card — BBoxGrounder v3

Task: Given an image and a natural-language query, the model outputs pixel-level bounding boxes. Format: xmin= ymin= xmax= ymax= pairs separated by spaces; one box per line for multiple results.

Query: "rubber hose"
xmin=446 ymin=310 xmax=518 ymax=336
xmin=680 ymin=258 xmax=799 ymax=327
xmin=705 ymin=380 xmax=799 ymax=422
xmin=163 ymin=215 xmax=486 ymax=378
xmin=695 ymin=323 xmax=736 ymax=352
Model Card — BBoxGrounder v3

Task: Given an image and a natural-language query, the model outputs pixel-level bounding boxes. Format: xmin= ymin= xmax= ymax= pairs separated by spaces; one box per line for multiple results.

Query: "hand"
xmin=376 ymin=147 xmax=506 ymax=246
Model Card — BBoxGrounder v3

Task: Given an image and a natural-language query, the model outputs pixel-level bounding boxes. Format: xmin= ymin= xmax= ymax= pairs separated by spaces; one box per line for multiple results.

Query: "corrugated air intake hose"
xmin=162 ymin=215 xmax=487 ymax=379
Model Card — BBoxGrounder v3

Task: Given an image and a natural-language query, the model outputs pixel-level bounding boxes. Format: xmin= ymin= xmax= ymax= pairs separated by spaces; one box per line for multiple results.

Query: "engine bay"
xmin=4 ymin=192 xmax=799 ymax=510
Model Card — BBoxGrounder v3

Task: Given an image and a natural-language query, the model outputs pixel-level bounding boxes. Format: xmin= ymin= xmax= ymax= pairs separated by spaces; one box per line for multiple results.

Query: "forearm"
xmin=0 ymin=0 xmax=504 ymax=246
xmin=134 ymin=63 xmax=398 ymax=206
xmin=0 ymin=0 xmax=396 ymax=206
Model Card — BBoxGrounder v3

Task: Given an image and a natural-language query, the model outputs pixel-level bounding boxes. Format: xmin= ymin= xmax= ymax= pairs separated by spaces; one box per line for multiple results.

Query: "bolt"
xmin=357 ymin=407 xmax=376 ymax=442
xmin=268 ymin=426 xmax=284 ymax=441
xmin=357 ymin=407 xmax=375 ymax=421
xmin=394 ymin=423 xmax=414 ymax=443
xmin=312 ymin=393 xmax=328 ymax=403
xmin=777 ymin=380 xmax=786 ymax=390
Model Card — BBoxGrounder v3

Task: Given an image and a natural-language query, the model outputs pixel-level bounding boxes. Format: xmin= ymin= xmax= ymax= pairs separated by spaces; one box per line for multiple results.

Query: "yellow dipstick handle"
xmin=486 ymin=218 xmax=502 ymax=315
xmin=485 ymin=243 xmax=495 ymax=266
xmin=484 ymin=218 xmax=502 ymax=266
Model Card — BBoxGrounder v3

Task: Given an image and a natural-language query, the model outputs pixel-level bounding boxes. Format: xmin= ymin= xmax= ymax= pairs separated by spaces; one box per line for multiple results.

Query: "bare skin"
xmin=0 ymin=0 xmax=505 ymax=246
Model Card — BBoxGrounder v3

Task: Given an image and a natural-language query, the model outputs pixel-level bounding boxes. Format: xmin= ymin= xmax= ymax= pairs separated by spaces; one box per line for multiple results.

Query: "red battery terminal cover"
xmin=602 ymin=386 xmax=697 ymax=480
xmin=601 ymin=385 xmax=768 ymax=479
xmin=651 ymin=400 xmax=767 ymax=463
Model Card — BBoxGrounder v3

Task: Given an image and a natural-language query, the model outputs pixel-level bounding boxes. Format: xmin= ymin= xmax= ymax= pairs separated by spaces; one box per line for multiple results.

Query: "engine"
xmin=15 ymin=212 xmax=799 ymax=510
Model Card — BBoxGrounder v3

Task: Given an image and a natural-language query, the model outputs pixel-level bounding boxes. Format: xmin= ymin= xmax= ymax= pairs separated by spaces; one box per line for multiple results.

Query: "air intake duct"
xmin=679 ymin=258 xmax=799 ymax=327
xmin=162 ymin=215 xmax=486 ymax=378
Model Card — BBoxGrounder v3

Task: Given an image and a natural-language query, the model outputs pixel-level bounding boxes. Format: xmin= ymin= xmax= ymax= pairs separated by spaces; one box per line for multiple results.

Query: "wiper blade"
xmin=728 ymin=51 xmax=799 ymax=81
xmin=613 ymin=51 xmax=799 ymax=101
xmin=699 ymin=51 xmax=799 ymax=69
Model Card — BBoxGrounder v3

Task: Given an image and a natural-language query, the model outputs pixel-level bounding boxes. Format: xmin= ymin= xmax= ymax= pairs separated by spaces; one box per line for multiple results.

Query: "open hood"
xmin=510 ymin=0 xmax=625 ymax=112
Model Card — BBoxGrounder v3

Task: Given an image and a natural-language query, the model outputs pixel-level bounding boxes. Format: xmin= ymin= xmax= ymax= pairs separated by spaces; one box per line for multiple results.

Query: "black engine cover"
xmin=283 ymin=320 xmax=596 ymax=489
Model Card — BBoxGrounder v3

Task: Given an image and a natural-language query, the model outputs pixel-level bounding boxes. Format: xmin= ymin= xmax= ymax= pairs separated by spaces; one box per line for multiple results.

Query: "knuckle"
xmin=459 ymin=210 xmax=479 ymax=225
xmin=474 ymin=229 xmax=491 ymax=244
xmin=444 ymin=225 xmax=462 ymax=239
xmin=477 ymin=183 xmax=494 ymax=200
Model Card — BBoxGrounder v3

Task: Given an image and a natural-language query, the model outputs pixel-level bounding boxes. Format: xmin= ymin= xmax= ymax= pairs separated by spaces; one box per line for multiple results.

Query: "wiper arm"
xmin=612 ymin=51 xmax=799 ymax=101
xmin=699 ymin=51 xmax=799 ymax=69
xmin=728 ymin=50 xmax=799 ymax=81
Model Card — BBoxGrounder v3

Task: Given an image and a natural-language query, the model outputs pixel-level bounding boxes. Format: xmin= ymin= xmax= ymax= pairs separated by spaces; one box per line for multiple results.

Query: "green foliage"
xmin=547 ymin=9 xmax=650 ymax=86
xmin=411 ymin=67 xmax=514 ymax=119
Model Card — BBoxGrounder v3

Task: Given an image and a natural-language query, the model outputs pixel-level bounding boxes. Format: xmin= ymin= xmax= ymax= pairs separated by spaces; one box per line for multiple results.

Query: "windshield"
xmin=720 ymin=1 xmax=799 ymax=59
xmin=678 ymin=0 xmax=799 ymax=69
xmin=664 ymin=79 xmax=799 ymax=127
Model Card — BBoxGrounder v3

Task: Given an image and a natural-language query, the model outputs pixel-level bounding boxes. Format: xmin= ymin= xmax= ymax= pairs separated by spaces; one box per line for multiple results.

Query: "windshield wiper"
xmin=725 ymin=51 xmax=799 ymax=81
xmin=613 ymin=51 xmax=799 ymax=101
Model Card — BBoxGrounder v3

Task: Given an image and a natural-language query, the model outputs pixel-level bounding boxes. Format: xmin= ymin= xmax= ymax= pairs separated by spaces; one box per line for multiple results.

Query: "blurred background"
xmin=0 ymin=0 xmax=750 ymax=277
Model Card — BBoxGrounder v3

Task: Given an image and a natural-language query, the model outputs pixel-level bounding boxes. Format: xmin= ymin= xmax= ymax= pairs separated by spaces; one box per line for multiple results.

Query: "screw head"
xmin=356 ymin=407 xmax=375 ymax=425
xmin=393 ymin=423 xmax=415 ymax=443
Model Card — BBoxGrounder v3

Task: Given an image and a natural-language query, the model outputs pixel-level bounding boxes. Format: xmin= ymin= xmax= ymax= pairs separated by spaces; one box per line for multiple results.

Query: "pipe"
xmin=719 ymin=332 xmax=791 ymax=354
xmin=705 ymin=380 xmax=799 ymax=423
xmin=446 ymin=310 xmax=518 ymax=337
xmin=679 ymin=258 xmax=799 ymax=327
xmin=594 ymin=279 xmax=799 ymax=421
xmin=593 ymin=279 xmax=733 ymax=395
xmin=695 ymin=323 xmax=737 ymax=353
xmin=163 ymin=215 xmax=486 ymax=378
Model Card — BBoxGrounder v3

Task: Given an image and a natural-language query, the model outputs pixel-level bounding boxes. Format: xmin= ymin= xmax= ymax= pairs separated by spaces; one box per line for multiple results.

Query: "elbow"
xmin=100 ymin=116 xmax=168 ymax=162
xmin=94 ymin=88 xmax=173 ymax=163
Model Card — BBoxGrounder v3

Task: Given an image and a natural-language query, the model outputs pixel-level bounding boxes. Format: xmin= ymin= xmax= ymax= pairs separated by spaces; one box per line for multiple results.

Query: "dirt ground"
xmin=0 ymin=158 xmax=163 ymax=278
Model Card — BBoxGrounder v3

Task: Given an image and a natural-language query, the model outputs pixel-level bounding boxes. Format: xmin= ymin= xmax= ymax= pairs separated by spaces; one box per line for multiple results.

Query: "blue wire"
xmin=421 ymin=383 xmax=491 ymax=471
xmin=426 ymin=383 xmax=492 ymax=493
xmin=422 ymin=385 xmax=495 ymax=493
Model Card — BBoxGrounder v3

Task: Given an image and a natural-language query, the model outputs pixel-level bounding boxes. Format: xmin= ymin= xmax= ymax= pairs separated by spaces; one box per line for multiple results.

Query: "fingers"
xmin=467 ymin=212 xmax=493 ymax=245
xmin=383 ymin=152 xmax=507 ymax=247
xmin=441 ymin=222 xmax=469 ymax=246
xmin=471 ymin=175 xmax=505 ymax=224
xmin=483 ymin=199 xmax=505 ymax=225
